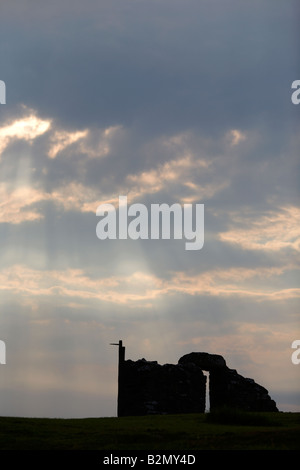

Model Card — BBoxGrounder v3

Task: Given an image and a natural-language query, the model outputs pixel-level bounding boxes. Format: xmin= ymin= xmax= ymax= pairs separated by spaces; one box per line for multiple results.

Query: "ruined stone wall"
xmin=116 ymin=345 xmax=278 ymax=416
xmin=209 ymin=368 xmax=278 ymax=412
xmin=118 ymin=358 xmax=206 ymax=416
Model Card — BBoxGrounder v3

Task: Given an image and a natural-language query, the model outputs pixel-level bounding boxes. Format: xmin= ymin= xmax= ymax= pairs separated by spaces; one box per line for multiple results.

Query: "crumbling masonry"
xmin=112 ymin=341 xmax=278 ymax=416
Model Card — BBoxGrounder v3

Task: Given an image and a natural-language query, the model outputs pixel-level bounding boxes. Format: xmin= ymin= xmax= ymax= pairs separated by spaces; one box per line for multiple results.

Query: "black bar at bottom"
xmin=0 ymin=450 xmax=297 ymax=467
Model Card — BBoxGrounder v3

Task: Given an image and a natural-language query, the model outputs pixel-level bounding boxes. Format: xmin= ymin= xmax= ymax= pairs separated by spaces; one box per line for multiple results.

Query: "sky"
xmin=0 ymin=0 xmax=299 ymax=418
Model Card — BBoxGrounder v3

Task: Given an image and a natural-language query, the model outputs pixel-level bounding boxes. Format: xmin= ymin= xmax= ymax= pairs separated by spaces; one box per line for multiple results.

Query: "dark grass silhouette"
xmin=0 ymin=412 xmax=299 ymax=450
xmin=205 ymin=406 xmax=281 ymax=426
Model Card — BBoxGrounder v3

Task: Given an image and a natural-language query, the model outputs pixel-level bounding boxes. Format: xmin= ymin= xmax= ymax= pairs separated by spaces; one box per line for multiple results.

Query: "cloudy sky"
xmin=0 ymin=0 xmax=299 ymax=418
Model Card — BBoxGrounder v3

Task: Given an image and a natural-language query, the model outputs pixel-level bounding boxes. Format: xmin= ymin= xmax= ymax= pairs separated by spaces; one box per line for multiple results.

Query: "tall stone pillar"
xmin=110 ymin=340 xmax=125 ymax=417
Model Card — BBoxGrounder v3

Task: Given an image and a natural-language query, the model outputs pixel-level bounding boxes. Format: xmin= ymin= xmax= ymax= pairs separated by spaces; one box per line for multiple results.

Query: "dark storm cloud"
xmin=1 ymin=0 xmax=299 ymax=135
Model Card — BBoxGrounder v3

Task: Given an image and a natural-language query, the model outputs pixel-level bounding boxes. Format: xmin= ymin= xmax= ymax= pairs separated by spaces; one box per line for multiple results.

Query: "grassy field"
xmin=0 ymin=411 xmax=299 ymax=451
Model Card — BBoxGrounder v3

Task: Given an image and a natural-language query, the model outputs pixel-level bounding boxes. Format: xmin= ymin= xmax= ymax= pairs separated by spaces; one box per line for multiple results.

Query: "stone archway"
xmin=179 ymin=352 xmax=278 ymax=412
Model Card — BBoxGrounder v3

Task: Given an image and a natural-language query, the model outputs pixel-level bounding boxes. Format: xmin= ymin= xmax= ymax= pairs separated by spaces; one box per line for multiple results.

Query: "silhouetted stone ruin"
xmin=111 ymin=341 xmax=278 ymax=416
xmin=179 ymin=352 xmax=278 ymax=413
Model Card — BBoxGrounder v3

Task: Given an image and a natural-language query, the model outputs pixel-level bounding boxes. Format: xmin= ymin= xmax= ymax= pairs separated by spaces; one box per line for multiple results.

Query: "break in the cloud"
xmin=0 ymin=112 xmax=51 ymax=156
xmin=0 ymin=110 xmax=234 ymax=219
xmin=1 ymin=263 xmax=298 ymax=308
xmin=48 ymin=125 xmax=121 ymax=160
xmin=0 ymin=184 xmax=50 ymax=224
xmin=48 ymin=129 xmax=89 ymax=159
xmin=219 ymin=206 xmax=300 ymax=252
